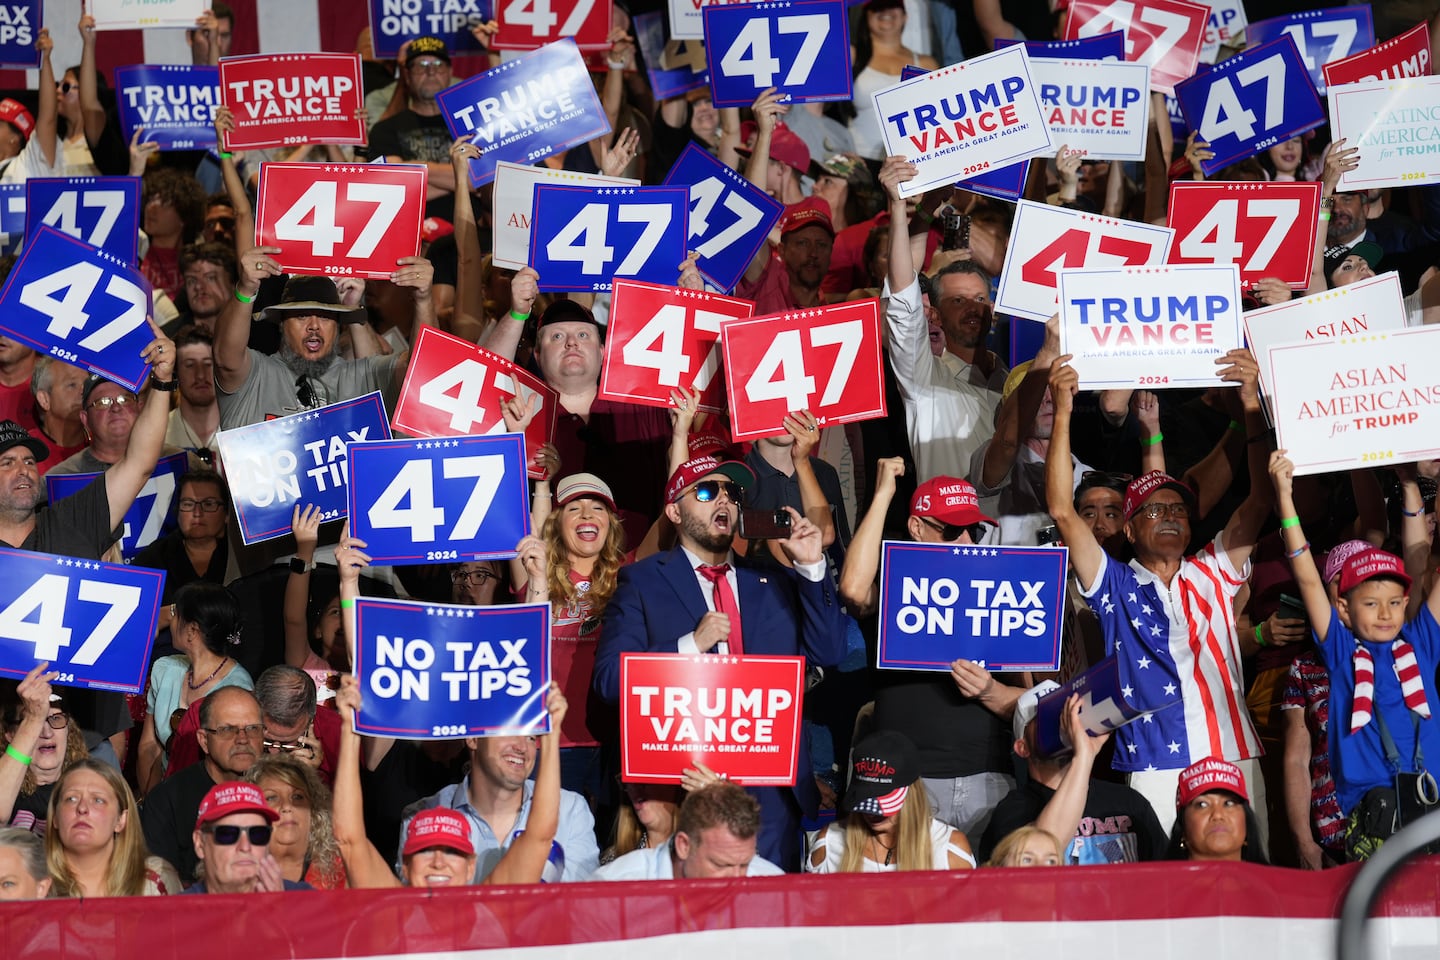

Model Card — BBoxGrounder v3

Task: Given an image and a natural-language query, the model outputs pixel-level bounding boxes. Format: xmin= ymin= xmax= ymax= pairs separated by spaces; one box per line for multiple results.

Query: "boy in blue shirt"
xmin=1270 ymin=452 xmax=1440 ymax=837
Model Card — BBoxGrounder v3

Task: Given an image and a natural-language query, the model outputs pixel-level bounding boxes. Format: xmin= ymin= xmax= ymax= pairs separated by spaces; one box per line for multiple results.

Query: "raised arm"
xmin=34 ymin=29 xmax=57 ymax=170
xmin=333 ymin=675 xmax=402 ymax=888
xmin=106 ymin=324 xmax=174 ymax=530
xmin=76 ymin=14 xmax=106 ymax=145
xmin=0 ymin=664 xmax=55 ymax=824
xmin=1215 ymin=348 xmax=1272 ymax=572
xmin=838 ymin=457 xmax=903 ymax=615
xmin=484 ymin=686 xmax=568 ymax=885
xmin=449 ymin=136 xmax=485 ymax=342
xmin=782 ymin=410 xmax=836 ymax=546
xmin=387 ymin=256 xmax=433 ymax=389
xmin=1269 ymin=451 xmax=1333 ymax=640
xmin=217 ymin=246 xmax=280 ymax=390
xmin=1046 ymin=358 xmax=1105 ymax=589
xmin=480 ymin=268 xmax=538 ymax=360
xmin=1034 ymin=694 xmax=1109 ymax=852
xmin=284 ymin=505 xmax=322 ymax=668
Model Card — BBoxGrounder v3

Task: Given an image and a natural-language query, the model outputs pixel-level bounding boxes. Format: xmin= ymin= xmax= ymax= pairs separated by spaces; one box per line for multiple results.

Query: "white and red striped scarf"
xmin=1351 ymin=639 xmax=1432 ymax=734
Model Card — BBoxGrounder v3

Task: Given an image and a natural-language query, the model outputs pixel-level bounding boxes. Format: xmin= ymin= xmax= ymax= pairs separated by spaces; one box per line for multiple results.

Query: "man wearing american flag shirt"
xmin=1044 ymin=349 xmax=1274 ymax=849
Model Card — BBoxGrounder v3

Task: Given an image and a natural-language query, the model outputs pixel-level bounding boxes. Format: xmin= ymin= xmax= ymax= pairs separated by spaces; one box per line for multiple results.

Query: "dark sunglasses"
xmin=921 ymin=517 xmax=987 ymax=542
xmin=206 ymin=824 xmax=272 ymax=846
xmin=690 ymin=480 xmax=743 ymax=504
xmin=204 ymin=216 xmax=237 ymax=231
xmin=58 ymin=81 xmax=75 ymax=94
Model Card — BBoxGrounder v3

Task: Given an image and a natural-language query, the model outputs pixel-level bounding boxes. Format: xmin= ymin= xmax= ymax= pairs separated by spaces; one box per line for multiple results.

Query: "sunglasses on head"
xmin=689 ymin=480 xmax=743 ymax=504
xmin=1079 ymin=470 xmax=1133 ymax=493
xmin=206 ymin=824 xmax=272 ymax=846
xmin=921 ymin=517 xmax=986 ymax=542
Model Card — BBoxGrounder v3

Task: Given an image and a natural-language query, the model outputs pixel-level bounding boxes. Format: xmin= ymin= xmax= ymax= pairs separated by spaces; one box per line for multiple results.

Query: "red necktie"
xmin=697 ymin=564 xmax=744 ymax=655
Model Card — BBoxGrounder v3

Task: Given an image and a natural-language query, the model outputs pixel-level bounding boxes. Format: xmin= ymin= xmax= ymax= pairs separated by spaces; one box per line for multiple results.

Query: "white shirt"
xmin=676 ymin=546 xmax=827 ymax=654
xmin=593 ymin=843 xmax=784 ymax=881
xmin=883 ymin=275 xmax=1007 ymax=483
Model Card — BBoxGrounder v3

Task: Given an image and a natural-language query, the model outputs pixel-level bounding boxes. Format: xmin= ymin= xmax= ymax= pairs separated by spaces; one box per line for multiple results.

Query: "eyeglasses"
xmin=689 ymin=480 xmax=743 ymax=505
xmin=204 ymin=216 xmax=236 ymax=232
xmin=178 ymin=497 xmax=225 ymax=513
xmin=44 ymin=712 xmax=68 ymax=730
xmin=206 ymin=824 xmax=273 ymax=846
xmin=263 ymin=739 xmax=312 ymax=755
xmin=203 ymin=723 xmax=262 ymax=740
xmin=921 ymin=517 xmax=986 ymax=542
xmin=409 ymin=58 xmax=447 ymax=73
xmin=58 ymin=81 xmax=75 ymax=94
xmin=451 ymin=569 xmax=498 ymax=585
xmin=87 ymin=394 xmax=137 ymax=411
xmin=1136 ymin=501 xmax=1191 ymax=520
xmin=295 ymin=374 xmax=328 ymax=409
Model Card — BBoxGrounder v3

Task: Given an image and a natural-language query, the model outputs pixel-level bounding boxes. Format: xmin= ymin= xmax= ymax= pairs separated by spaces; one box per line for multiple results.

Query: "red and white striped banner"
xmin=2 ymin=860 xmax=1438 ymax=958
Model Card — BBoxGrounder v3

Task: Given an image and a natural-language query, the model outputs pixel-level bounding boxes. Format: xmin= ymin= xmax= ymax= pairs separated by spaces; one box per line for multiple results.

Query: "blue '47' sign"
xmin=25 ymin=177 xmax=141 ymax=265
xmin=877 ymin=541 xmax=1068 ymax=672
xmin=347 ymin=433 xmax=531 ymax=565
xmin=353 ymin=598 xmax=551 ymax=739
xmin=47 ymin=452 xmax=188 ymax=561
xmin=530 ymin=185 xmax=689 ymax=292
xmin=0 ymin=226 xmax=154 ymax=393
xmin=1246 ymin=5 xmax=1373 ymax=94
xmin=663 ymin=143 xmax=782 ymax=293
xmin=702 ymin=0 xmax=851 ymax=107
xmin=1175 ymin=35 xmax=1324 ymax=177
xmin=0 ymin=547 xmax=165 ymax=694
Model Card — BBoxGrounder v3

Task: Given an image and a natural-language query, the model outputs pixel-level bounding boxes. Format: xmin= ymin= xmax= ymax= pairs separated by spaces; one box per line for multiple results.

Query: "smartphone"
xmin=1036 ymin=524 xmax=1064 ymax=547
xmin=941 ymin=213 xmax=972 ymax=251
xmin=739 ymin=508 xmax=792 ymax=541
xmin=1276 ymin=592 xmax=1308 ymax=625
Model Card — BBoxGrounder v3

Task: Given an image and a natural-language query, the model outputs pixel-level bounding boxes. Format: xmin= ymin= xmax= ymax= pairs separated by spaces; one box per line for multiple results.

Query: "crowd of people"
xmin=0 ymin=0 xmax=1438 ymax=908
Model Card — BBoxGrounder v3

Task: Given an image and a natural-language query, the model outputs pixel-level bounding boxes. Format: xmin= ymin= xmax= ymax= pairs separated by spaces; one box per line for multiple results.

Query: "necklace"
xmin=188 ymin=657 xmax=229 ymax=690
xmin=871 ymin=834 xmax=895 ymax=866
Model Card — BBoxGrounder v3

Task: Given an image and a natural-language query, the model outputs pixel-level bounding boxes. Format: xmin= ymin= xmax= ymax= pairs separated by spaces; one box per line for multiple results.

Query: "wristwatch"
xmin=150 ymin=373 xmax=180 ymax=392
xmin=289 ymin=557 xmax=312 ymax=575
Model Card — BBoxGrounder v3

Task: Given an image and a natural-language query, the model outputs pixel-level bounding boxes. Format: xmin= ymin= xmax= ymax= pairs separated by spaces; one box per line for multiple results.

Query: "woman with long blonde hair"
xmin=807 ymin=732 xmax=975 ymax=872
xmin=45 ymin=759 xmax=180 ymax=896
xmin=514 ymin=473 xmax=633 ymax=801
xmin=244 ymin=755 xmax=346 ymax=889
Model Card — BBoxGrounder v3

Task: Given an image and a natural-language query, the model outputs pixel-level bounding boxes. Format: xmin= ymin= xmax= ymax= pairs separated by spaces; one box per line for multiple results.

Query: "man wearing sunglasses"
xmin=183 ymin=782 xmax=311 ymax=893
xmin=1045 ymin=352 xmax=1274 ymax=843
xmin=594 ymin=454 xmax=848 ymax=871
xmin=840 ymin=465 xmax=1024 ymax=839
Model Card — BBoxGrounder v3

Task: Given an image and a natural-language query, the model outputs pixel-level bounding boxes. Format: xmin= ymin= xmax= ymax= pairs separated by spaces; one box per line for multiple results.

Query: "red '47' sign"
xmin=720 ymin=299 xmax=885 ymax=441
xmin=393 ymin=326 xmax=560 ymax=479
xmin=1323 ymin=21 xmax=1431 ymax=88
xmin=220 ymin=53 xmax=366 ymax=150
xmin=620 ymin=653 xmax=804 ymax=785
xmin=994 ymin=200 xmax=1176 ymax=323
xmin=1167 ymin=181 xmax=1321 ymax=288
xmin=492 ymin=0 xmax=613 ymax=50
xmin=599 ymin=279 xmax=754 ymax=414
xmin=1065 ymin=0 xmax=1209 ymax=94
xmin=256 ymin=162 xmax=426 ymax=281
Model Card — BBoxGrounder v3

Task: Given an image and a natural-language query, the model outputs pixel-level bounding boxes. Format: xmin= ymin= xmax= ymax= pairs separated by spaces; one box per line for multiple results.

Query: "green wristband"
xmin=1141 ymin=433 xmax=1164 ymax=447
xmin=5 ymin=744 xmax=31 ymax=766
xmin=1254 ymin=624 xmax=1267 ymax=648
xmin=234 ymin=288 xmax=256 ymax=304
xmin=1279 ymin=516 xmax=1301 ymax=529
xmin=340 ymin=598 xmax=355 ymax=610
xmin=508 ymin=309 xmax=530 ymax=322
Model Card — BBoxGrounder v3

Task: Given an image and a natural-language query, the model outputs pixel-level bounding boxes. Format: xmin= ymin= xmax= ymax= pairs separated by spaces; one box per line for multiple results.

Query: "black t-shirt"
xmin=872 ymin=674 xmax=1012 ymax=779
xmin=140 ymin=761 xmax=215 ymax=884
xmin=978 ymin=775 xmax=1169 ymax=864
xmin=366 ymin=110 xmax=454 ymax=222
xmin=362 ymin=741 xmax=469 ymax=863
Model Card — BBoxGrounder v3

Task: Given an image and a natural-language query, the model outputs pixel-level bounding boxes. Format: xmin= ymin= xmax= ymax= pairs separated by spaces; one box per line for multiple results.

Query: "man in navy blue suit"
xmin=593 ymin=454 xmax=847 ymax=871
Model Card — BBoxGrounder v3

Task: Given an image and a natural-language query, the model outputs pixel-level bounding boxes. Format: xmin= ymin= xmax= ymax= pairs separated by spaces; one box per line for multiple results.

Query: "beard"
xmin=278 ymin=341 xmax=338 ymax=380
xmin=679 ymin=506 xmax=735 ymax=554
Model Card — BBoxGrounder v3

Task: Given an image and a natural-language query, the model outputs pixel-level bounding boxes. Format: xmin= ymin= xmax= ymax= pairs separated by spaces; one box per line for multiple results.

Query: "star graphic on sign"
xmin=1167 ymin=741 xmax=1181 ymax=754
xmin=1163 ymin=683 xmax=1177 ymax=696
xmin=1136 ymin=655 xmax=1151 ymax=670
xmin=952 ymin=547 xmax=963 ymax=555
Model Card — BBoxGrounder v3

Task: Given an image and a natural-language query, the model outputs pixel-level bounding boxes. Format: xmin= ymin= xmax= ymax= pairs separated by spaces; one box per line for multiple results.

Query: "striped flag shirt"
xmin=1081 ymin=533 xmax=1262 ymax=772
